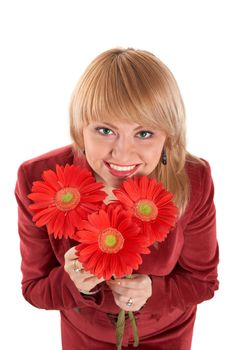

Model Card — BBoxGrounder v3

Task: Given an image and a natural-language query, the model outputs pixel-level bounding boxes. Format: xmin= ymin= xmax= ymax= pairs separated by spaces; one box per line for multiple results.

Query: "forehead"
xmin=83 ymin=115 xmax=159 ymax=131
xmin=91 ymin=120 xmax=144 ymax=129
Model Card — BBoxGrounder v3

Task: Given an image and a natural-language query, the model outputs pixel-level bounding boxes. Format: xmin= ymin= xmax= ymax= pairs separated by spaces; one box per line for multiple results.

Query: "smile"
xmin=104 ymin=161 xmax=140 ymax=178
xmin=109 ymin=163 xmax=136 ymax=171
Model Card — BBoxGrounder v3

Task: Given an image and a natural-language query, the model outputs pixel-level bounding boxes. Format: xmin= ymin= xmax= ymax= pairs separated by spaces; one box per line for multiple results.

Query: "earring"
xmin=161 ymin=148 xmax=167 ymax=165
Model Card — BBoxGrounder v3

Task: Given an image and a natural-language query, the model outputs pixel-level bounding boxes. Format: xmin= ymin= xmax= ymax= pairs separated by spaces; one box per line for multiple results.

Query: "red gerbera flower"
xmin=113 ymin=176 xmax=178 ymax=245
xmin=74 ymin=205 xmax=150 ymax=280
xmin=28 ymin=164 xmax=107 ymax=238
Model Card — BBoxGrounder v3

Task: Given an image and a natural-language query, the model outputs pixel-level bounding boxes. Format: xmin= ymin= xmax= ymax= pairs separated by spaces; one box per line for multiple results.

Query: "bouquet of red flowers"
xmin=28 ymin=163 xmax=178 ymax=349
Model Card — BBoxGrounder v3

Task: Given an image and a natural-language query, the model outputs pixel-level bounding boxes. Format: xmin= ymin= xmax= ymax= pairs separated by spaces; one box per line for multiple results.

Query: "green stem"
xmin=128 ymin=311 xmax=139 ymax=347
xmin=125 ymin=274 xmax=139 ymax=347
xmin=116 ymin=309 xmax=125 ymax=350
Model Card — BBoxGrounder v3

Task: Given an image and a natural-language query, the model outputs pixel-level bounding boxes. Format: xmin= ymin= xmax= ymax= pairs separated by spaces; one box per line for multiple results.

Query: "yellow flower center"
xmin=105 ymin=234 xmax=117 ymax=247
xmin=62 ymin=192 xmax=74 ymax=203
xmin=98 ymin=227 xmax=124 ymax=253
xmin=55 ymin=187 xmax=80 ymax=211
xmin=134 ymin=199 xmax=158 ymax=221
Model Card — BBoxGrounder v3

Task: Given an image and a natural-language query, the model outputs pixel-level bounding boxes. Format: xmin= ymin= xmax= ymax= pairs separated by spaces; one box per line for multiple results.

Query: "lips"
xmin=104 ymin=161 xmax=140 ymax=178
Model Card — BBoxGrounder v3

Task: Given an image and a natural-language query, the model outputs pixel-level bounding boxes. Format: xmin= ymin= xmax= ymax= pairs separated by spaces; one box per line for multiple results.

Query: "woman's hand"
xmin=107 ymin=274 xmax=152 ymax=312
xmin=64 ymin=247 xmax=104 ymax=293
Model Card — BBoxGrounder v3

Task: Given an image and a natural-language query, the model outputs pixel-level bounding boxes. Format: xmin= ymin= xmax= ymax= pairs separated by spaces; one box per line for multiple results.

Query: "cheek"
xmin=141 ymin=141 xmax=164 ymax=165
xmin=84 ymin=139 xmax=109 ymax=159
xmin=143 ymin=144 xmax=162 ymax=158
xmin=146 ymin=152 xmax=161 ymax=167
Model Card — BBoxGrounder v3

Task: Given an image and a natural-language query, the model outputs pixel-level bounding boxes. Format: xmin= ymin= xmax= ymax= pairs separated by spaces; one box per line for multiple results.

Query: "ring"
xmin=126 ymin=297 xmax=133 ymax=307
xmin=73 ymin=260 xmax=84 ymax=273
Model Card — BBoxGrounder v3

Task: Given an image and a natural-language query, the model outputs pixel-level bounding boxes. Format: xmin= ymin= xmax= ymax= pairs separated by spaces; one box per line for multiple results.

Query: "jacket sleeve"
xmin=144 ymin=162 xmax=219 ymax=313
xmin=15 ymin=163 xmax=105 ymax=311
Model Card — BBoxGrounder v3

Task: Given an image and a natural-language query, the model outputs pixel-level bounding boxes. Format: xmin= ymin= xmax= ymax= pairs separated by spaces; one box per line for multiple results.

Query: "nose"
xmin=111 ymin=135 xmax=136 ymax=162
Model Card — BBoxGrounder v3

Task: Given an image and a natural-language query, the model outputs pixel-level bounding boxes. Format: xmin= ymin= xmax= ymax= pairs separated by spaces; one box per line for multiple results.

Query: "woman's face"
xmin=82 ymin=120 xmax=166 ymax=188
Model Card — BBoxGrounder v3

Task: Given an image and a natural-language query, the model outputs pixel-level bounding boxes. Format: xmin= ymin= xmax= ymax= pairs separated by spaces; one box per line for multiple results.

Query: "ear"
xmin=163 ymin=136 xmax=172 ymax=150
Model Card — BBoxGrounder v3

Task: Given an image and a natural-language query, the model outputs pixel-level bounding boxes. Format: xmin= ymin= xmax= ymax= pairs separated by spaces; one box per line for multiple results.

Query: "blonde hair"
xmin=70 ymin=48 xmax=200 ymax=215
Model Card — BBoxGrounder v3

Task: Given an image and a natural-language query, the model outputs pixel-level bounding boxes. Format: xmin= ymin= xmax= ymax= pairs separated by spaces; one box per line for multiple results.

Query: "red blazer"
xmin=15 ymin=145 xmax=219 ymax=349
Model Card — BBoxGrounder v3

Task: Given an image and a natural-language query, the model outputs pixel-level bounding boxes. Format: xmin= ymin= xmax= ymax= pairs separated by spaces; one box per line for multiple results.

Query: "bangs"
xmin=73 ymin=49 xmax=181 ymax=136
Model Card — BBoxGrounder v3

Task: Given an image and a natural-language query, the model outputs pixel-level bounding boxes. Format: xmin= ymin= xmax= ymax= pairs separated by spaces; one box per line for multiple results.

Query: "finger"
xmin=74 ymin=276 xmax=103 ymax=291
xmin=111 ymin=286 xmax=137 ymax=298
xmin=64 ymin=256 xmax=82 ymax=274
xmin=78 ymin=276 xmax=105 ymax=292
xmin=110 ymin=286 xmax=141 ymax=299
xmin=107 ymin=275 xmax=149 ymax=290
xmin=64 ymin=246 xmax=78 ymax=261
xmin=71 ymin=262 xmax=105 ymax=282
xmin=80 ymin=275 xmax=104 ymax=286
xmin=69 ymin=268 xmax=96 ymax=289
xmin=89 ymin=275 xmax=105 ymax=284
xmin=112 ymin=291 xmax=145 ymax=311
xmin=71 ymin=258 xmax=84 ymax=272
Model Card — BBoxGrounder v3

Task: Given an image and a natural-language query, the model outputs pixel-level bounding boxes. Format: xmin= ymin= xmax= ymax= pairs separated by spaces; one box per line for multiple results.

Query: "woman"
xmin=15 ymin=48 xmax=219 ymax=349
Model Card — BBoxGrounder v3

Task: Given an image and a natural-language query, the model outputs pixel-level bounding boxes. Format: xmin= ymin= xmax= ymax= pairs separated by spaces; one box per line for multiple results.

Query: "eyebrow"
xmin=100 ymin=122 xmax=143 ymax=131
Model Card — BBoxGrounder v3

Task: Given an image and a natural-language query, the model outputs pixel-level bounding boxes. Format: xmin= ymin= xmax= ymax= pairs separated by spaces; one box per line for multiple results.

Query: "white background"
xmin=1 ymin=0 xmax=232 ymax=349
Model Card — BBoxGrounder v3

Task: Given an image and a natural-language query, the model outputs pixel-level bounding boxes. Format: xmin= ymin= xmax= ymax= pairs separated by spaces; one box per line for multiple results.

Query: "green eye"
xmin=96 ymin=127 xmax=113 ymax=135
xmin=102 ymin=128 xmax=111 ymax=135
xmin=138 ymin=131 xmax=153 ymax=139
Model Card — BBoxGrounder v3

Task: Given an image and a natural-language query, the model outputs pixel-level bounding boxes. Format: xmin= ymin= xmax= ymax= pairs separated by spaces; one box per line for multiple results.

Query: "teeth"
xmin=109 ymin=163 xmax=136 ymax=171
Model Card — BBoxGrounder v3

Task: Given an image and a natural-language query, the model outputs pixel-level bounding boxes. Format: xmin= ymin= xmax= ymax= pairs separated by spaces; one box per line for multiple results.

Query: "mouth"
xmin=104 ymin=161 xmax=141 ymax=178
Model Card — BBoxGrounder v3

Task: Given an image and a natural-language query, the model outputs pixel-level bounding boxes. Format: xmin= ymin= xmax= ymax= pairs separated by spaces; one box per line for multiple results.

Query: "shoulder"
xmin=17 ymin=145 xmax=74 ymax=184
xmin=186 ymin=158 xmax=213 ymax=191
xmin=185 ymin=158 xmax=211 ymax=187
xmin=184 ymin=158 xmax=215 ymax=218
